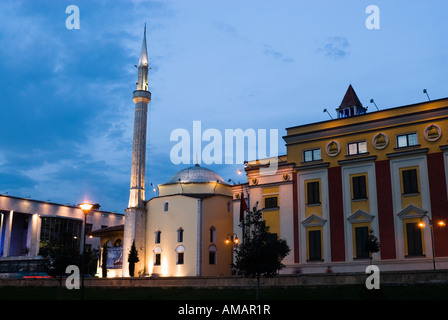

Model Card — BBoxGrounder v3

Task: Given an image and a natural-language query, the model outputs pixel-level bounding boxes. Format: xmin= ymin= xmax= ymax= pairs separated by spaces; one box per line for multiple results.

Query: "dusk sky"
xmin=0 ymin=0 xmax=447 ymax=213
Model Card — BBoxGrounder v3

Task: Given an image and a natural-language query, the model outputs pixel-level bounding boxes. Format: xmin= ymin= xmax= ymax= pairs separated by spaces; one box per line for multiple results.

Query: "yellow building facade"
xmin=146 ymin=164 xmax=234 ymax=277
xmin=231 ymin=156 xmax=296 ymax=267
xmin=234 ymin=85 xmax=448 ymax=273
xmin=92 ymin=165 xmax=234 ymax=278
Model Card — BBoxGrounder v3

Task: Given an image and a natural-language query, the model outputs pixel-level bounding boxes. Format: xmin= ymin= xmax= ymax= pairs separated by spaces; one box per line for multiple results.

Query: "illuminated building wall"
xmin=235 ymin=86 xmax=448 ymax=273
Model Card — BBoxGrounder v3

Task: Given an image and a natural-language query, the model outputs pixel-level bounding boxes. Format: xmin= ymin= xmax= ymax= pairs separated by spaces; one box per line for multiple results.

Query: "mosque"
xmin=93 ymin=163 xmax=235 ymax=278
xmin=91 ymin=26 xmax=235 ymax=278
xmin=92 ymin=26 xmax=448 ymax=278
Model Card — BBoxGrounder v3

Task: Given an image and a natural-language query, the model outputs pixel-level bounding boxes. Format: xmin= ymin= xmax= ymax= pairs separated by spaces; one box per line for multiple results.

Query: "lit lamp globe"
xmin=79 ymin=203 xmax=93 ymax=215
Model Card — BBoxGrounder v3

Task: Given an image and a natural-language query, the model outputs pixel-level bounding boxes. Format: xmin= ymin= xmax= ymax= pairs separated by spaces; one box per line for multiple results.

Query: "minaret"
xmin=129 ymin=23 xmax=151 ymax=208
xmin=123 ymin=25 xmax=151 ymax=277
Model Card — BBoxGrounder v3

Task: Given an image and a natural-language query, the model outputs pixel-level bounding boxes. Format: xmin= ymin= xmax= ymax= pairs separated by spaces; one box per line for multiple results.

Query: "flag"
xmin=239 ymin=192 xmax=247 ymax=222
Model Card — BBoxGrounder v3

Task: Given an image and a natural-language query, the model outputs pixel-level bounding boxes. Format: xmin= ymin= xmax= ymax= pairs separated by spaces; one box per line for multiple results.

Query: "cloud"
xmin=213 ymin=21 xmax=240 ymax=38
xmin=317 ymin=36 xmax=350 ymax=60
xmin=0 ymin=1 xmax=157 ymax=211
xmin=263 ymin=46 xmax=294 ymax=63
xmin=213 ymin=21 xmax=293 ymax=64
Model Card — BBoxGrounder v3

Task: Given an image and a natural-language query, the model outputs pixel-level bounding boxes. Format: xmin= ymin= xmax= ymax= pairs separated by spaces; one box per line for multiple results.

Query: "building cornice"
xmin=386 ymin=148 xmax=429 ymax=159
xmin=338 ymin=155 xmax=377 ymax=165
xmin=284 ymin=101 xmax=448 ymax=146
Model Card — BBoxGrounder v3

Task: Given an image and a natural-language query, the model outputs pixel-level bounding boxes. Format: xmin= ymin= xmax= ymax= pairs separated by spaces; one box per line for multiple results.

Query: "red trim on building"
xmin=292 ymin=171 xmax=300 ymax=263
xmin=328 ymin=167 xmax=345 ymax=262
xmin=375 ymin=160 xmax=396 ymax=259
xmin=427 ymin=152 xmax=448 ymax=257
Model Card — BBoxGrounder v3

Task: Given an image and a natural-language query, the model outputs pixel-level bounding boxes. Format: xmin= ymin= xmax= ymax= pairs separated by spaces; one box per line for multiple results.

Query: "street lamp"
xmin=225 ymin=233 xmax=239 ymax=275
xmin=79 ymin=203 xmax=93 ymax=214
xmin=225 ymin=233 xmax=239 ymax=245
xmin=78 ymin=202 xmax=99 ymax=299
xmin=418 ymin=213 xmax=446 ymax=270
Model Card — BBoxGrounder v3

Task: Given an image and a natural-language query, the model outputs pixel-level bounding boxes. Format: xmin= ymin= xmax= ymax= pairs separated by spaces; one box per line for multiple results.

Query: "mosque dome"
xmin=162 ymin=164 xmax=229 ymax=186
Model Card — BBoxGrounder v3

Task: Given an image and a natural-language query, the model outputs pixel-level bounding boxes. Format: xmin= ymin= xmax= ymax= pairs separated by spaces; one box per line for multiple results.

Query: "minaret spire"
xmin=138 ymin=23 xmax=148 ymax=67
xmin=136 ymin=24 xmax=149 ymax=91
xmin=123 ymin=24 xmax=151 ymax=277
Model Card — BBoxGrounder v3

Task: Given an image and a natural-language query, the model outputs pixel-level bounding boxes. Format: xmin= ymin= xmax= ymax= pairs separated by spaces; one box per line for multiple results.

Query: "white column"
xmin=196 ymin=199 xmax=202 ymax=276
xmin=2 ymin=210 xmax=13 ymax=257
xmin=27 ymin=213 xmax=40 ymax=256
xmin=0 ymin=213 xmax=3 ymax=256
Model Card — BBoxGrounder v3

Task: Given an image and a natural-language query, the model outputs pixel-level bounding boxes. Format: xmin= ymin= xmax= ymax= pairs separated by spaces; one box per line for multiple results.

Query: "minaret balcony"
xmin=133 ymin=90 xmax=151 ymax=103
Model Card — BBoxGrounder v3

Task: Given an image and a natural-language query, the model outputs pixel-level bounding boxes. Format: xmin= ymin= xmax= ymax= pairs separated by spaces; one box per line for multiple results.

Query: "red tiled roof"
xmin=339 ymin=84 xmax=362 ymax=108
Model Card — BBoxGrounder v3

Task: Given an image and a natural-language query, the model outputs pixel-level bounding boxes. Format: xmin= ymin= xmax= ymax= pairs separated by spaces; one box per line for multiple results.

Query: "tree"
xmin=39 ymin=237 xmax=80 ymax=299
xmin=101 ymin=243 xmax=108 ymax=278
xmin=366 ymin=228 xmax=380 ymax=265
xmin=128 ymin=240 xmax=140 ymax=277
xmin=233 ymin=202 xmax=290 ymax=299
xmin=83 ymin=247 xmax=100 ymax=276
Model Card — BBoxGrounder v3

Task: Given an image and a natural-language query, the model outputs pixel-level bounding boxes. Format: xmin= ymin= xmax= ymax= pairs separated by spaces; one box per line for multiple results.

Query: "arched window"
xmin=155 ymin=230 xmax=161 ymax=244
xmin=153 ymin=246 xmax=162 ymax=266
xmin=177 ymin=228 xmax=184 ymax=243
xmin=164 ymin=202 xmax=169 ymax=212
xmin=209 ymin=227 xmax=216 ymax=243
xmin=114 ymin=239 xmax=122 ymax=247
xmin=175 ymin=245 xmax=185 ymax=265
xmin=208 ymin=244 xmax=217 ymax=265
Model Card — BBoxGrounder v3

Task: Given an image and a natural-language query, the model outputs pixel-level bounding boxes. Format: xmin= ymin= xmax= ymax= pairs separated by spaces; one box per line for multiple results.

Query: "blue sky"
xmin=0 ymin=0 xmax=447 ymax=213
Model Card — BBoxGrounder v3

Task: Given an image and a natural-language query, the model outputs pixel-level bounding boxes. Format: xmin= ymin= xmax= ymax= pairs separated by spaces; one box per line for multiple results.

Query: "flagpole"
xmin=245 ymin=187 xmax=249 ymax=241
xmin=241 ymin=191 xmax=244 ymax=240
xmin=240 ymin=191 xmax=247 ymax=241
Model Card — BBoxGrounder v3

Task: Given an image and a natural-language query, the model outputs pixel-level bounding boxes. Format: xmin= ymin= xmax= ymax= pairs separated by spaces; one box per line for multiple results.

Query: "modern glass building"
xmin=0 ymin=194 xmax=123 ymax=278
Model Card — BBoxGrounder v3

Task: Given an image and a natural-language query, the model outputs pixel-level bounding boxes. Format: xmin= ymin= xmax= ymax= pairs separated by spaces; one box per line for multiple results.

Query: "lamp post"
xmin=225 ymin=233 xmax=239 ymax=246
xmin=78 ymin=202 xmax=96 ymax=300
xmin=418 ymin=213 xmax=446 ymax=270
xmin=225 ymin=233 xmax=239 ymax=275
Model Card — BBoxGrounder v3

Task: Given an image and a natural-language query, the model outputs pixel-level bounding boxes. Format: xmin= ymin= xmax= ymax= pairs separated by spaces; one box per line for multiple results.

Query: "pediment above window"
xmin=347 ymin=210 xmax=375 ymax=224
xmin=397 ymin=204 xmax=427 ymax=220
xmin=302 ymin=214 xmax=327 ymax=227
